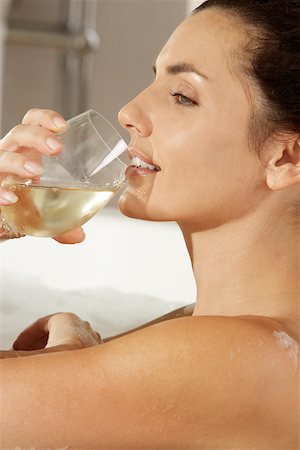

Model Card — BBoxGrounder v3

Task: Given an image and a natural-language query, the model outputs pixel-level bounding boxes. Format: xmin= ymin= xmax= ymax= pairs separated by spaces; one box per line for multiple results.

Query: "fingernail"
xmin=46 ymin=137 xmax=62 ymax=153
xmin=24 ymin=161 xmax=45 ymax=175
xmin=0 ymin=190 xmax=18 ymax=203
xmin=53 ymin=117 xmax=68 ymax=130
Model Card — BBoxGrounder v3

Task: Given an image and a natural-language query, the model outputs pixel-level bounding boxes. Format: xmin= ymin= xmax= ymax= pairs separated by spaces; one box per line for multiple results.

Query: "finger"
xmin=53 ymin=227 xmax=86 ymax=244
xmin=93 ymin=331 xmax=102 ymax=344
xmin=15 ymin=334 xmax=49 ymax=351
xmin=82 ymin=321 xmax=102 ymax=344
xmin=0 ymin=149 xmax=45 ymax=178
xmin=0 ymin=124 xmax=64 ymax=155
xmin=13 ymin=314 xmax=56 ymax=350
xmin=0 ymin=227 xmax=24 ymax=240
xmin=13 ymin=327 xmax=48 ymax=351
xmin=46 ymin=313 xmax=81 ymax=347
xmin=0 ymin=150 xmax=44 ymax=205
xmin=45 ymin=313 xmax=100 ymax=348
xmin=22 ymin=108 xmax=68 ymax=133
xmin=0 ymin=187 xmax=18 ymax=205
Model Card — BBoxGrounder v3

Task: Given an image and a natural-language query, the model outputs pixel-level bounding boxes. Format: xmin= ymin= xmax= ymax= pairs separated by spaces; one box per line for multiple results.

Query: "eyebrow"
xmin=152 ymin=62 xmax=209 ymax=80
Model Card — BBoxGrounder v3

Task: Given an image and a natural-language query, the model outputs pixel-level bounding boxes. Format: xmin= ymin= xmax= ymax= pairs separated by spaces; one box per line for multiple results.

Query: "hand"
xmin=12 ymin=312 xmax=102 ymax=351
xmin=0 ymin=108 xmax=85 ymax=244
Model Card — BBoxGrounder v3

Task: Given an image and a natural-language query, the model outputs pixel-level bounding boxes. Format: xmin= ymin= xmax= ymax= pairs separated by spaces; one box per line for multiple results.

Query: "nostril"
xmin=121 ymin=121 xmax=142 ymax=135
xmin=126 ymin=123 xmax=141 ymax=133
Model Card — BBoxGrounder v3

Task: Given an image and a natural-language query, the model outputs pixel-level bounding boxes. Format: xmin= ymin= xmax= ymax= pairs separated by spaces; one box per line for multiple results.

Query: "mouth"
xmin=130 ymin=156 xmax=161 ymax=172
xmin=128 ymin=147 xmax=161 ymax=173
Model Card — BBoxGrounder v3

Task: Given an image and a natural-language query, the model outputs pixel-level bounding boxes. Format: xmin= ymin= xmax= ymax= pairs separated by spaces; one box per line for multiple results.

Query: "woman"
xmin=0 ymin=0 xmax=299 ymax=448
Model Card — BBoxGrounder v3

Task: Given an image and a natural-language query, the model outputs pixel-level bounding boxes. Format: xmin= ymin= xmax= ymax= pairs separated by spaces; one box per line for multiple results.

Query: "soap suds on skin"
xmin=273 ymin=330 xmax=299 ymax=370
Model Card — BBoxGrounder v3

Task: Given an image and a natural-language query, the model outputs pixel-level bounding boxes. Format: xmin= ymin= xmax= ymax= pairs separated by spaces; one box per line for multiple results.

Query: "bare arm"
xmin=0 ymin=315 xmax=282 ymax=449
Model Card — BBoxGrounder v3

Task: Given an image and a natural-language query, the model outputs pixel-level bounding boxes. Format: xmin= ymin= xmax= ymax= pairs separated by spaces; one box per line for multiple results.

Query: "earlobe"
xmin=266 ymin=163 xmax=300 ymax=190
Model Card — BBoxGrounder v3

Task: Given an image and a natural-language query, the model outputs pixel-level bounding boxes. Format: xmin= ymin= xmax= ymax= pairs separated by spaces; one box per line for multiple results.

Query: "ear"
xmin=266 ymin=135 xmax=300 ymax=190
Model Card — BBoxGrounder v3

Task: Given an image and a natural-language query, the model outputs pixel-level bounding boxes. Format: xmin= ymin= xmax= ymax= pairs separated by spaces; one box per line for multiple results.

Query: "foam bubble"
xmin=273 ymin=330 xmax=299 ymax=370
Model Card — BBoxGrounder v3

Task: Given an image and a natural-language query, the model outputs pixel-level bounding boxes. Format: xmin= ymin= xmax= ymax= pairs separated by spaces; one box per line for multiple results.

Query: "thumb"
xmin=45 ymin=313 xmax=81 ymax=348
xmin=53 ymin=227 xmax=85 ymax=244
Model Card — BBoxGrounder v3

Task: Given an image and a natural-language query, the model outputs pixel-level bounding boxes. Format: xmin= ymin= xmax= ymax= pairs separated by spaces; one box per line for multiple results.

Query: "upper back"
xmin=3 ymin=314 xmax=298 ymax=449
xmin=95 ymin=314 xmax=299 ymax=449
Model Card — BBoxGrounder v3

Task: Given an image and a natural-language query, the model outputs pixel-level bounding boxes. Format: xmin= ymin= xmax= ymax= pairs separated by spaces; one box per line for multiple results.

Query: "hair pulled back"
xmin=193 ymin=0 xmax=300 ymax=156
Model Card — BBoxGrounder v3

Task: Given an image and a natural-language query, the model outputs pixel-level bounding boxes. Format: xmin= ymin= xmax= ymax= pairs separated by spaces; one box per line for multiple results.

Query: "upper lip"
xmin=128 ymin=147 xmax=161 ymax=170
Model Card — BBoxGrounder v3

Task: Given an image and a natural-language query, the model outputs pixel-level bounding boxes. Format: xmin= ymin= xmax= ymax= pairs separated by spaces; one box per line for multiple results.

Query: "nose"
xmin=118 ymin=91 xmax=152 ymax=138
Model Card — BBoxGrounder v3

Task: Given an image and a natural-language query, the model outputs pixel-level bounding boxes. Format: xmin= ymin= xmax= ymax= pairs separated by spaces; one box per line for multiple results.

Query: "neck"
xmin=179 ymin=206 xmax=299 ymax=337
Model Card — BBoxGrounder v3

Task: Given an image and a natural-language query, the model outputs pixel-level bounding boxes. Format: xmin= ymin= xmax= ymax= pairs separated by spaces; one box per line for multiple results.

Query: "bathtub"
xmin=0 ymin=207 xmax=196 ymax=349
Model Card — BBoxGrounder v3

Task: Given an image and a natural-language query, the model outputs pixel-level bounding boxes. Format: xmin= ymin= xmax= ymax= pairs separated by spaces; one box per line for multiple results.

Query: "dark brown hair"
xmin=193 ymin=0 xmax=300 ymax=161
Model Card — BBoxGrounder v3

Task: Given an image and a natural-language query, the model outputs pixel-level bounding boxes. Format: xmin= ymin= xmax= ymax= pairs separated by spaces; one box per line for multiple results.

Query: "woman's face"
xmin=118 ymin=8 xmax=263 ymax=228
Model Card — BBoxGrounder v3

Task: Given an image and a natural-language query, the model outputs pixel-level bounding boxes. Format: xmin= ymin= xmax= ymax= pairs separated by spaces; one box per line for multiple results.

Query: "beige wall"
xmin=0 ymin=0 xmax=10 ymax=136
xmin=1 ymin=0 xmax=187 ymax=137
xmin=186 ymin=0 xmax=205 ymax=13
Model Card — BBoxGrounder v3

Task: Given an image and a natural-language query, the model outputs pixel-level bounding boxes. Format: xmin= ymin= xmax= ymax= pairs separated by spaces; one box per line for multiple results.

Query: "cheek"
xmin=119 ymin=114 xmax=259 ymax=223
xmin=156 ymin=124 xmax=227 ymax=194
xmin=153 ymin=125 xmax=258 ymax=221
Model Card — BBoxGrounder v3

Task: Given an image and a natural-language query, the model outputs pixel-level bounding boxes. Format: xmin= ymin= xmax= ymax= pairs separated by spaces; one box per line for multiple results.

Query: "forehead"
xmin=157 ymin=9 xmax=243 ymax=83
xmin=156 ymin=9 xmax=253 ymax=132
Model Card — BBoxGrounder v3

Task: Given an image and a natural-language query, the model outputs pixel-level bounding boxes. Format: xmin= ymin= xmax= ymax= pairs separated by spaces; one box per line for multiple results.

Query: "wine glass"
xmin=0 ymin=110 xmax=129 ymax=237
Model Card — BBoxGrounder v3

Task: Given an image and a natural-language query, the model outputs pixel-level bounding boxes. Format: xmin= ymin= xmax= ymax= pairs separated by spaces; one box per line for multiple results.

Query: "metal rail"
xmin=4 ymin=0 xmax=99 ymax=118
xmin=5 ymin=27 xmax=99 ymax=53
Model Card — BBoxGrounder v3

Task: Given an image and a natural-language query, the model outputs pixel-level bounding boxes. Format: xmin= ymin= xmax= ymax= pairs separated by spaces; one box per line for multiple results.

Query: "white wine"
xmin=0 ymin=182 xmax=120 ymax=237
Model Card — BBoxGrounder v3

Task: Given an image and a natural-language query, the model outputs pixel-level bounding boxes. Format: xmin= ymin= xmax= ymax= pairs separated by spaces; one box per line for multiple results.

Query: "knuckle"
xmin=9 ymin=124 xmax=23 ymax=136
xmin=87 ymin=324 xmax=95 ymax=333
xmin=23 ymin=108 xmax=39 ymax=122
xmin=45 ymin=110 xmax=59 ymax=120
xmin=61 ymin=312 xmax=79 ymax=321
xmin=94 ymin=332 xmax=102 ymax=342
xmin=38 ymin=109 xmax=58 ymax=124
xmin=23 ymin=108 xmax=59 ymax=125
xmin=35 ymin=131 xmax=49 ymax=145
xmin=7 ymin=123 xmax=47 ymax=145
xmin=49 ymin=312 xmax=69 ymax=320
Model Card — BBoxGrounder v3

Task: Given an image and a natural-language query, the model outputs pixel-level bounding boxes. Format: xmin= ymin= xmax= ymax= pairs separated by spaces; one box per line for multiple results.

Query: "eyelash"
xmin=170 ymin=91 xmax=198 ymax=108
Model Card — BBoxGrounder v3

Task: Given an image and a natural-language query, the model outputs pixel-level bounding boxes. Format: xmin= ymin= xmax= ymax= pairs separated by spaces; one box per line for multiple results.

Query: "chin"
xmin=118 ymin=190 xmax=171 ymax=222
xmin=118 ymin=191 xmax=155 ymax=221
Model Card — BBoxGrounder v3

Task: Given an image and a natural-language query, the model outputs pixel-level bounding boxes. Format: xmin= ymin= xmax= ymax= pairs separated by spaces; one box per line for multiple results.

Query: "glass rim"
xmin=86 ymin=109 xmax=128 ymax=168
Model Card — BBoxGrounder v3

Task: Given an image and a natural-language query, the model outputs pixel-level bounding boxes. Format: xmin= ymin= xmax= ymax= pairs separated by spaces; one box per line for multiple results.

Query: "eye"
xmin=170 ymin=91 xmax=198 ymax=107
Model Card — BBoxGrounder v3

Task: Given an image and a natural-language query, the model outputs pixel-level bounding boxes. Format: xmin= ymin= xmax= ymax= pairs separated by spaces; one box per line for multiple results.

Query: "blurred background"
xmin=1 ymin=0 xmax=200 ymax=134
xmin=0 ymin=0 xmax=201 ymax=348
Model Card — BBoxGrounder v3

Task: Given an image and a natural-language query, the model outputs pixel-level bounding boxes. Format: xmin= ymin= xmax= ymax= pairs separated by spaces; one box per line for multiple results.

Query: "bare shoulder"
xmin=92 ymin=315 xmax=299 ymax=449
xmin=4 ymin=315 xmax=297 ymax=448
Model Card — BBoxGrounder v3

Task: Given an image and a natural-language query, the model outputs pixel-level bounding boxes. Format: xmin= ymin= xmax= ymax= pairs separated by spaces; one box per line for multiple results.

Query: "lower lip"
xmin=125 ymin=166 xmax=159 ymax=178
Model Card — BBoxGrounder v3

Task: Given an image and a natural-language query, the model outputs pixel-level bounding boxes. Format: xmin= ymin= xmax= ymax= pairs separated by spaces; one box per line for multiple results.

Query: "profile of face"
xmin=118 ymin=9 xmax=265 ymax=229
